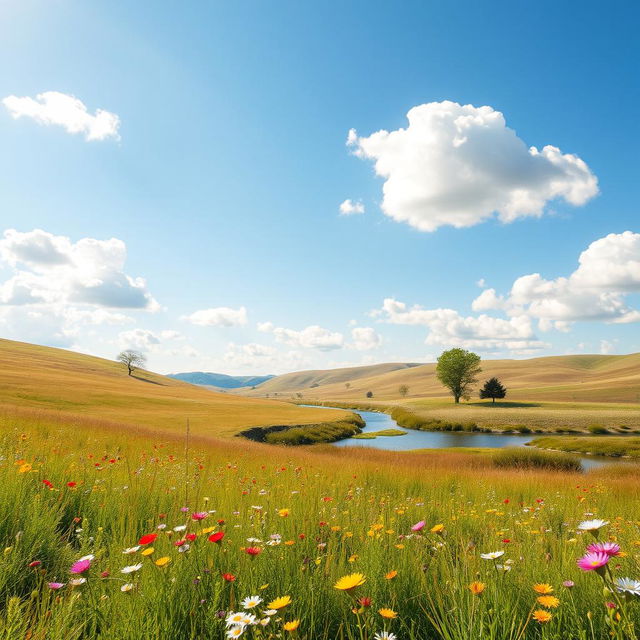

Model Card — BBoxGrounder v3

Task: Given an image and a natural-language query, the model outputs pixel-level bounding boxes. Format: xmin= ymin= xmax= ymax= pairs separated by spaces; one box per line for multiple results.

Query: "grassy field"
xmin=531 ymin=435 xmax=640 ymax=458
xmin=0 ymin=339 xmax=354 ymax=439
xmin=2 ymin=411 xmax=640 ymax=639
xmin=241 ymin=352 xmax=640 ymax=404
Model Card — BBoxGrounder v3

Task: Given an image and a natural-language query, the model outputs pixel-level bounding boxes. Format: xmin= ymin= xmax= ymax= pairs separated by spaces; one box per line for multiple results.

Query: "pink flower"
xmin=48 ymin=582 xmax=65 ymax=589
xmin=411 ymin=520 xmax=425 ymax=532
xmin=192 ymin=512 xmax=208 ymax=521
xmin=563 ymin=580 xmax=575 ymax=588
xmin=577 ymin=551 xmax=610 ymax=572
xmin=70 ymin=559 xmax=91 ymax=574
xmin=586 ymin=542 xmax=620 ymax=557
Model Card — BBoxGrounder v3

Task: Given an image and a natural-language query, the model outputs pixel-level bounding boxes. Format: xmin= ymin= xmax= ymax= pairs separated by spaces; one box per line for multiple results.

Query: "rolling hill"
xmin=167 ymin=371 xmax=274 ymax=389
xmin=0 ymin=339 xmax=352 ymax=438
xmin=240 ymin=353 xmax=640 ymax=404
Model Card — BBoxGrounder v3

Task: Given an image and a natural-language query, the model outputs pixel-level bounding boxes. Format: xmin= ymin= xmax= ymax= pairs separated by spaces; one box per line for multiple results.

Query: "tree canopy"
xmin=480 ymin=377 xmax=507 ymax=403
xmin=435 ymin=348 xmax=482 ymax=403
xmin=116 ymin=350 xmax=146 ymax=376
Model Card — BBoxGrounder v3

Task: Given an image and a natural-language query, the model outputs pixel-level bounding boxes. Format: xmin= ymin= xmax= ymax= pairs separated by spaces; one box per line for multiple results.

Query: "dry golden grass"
xmin=0 ymin=339 xmax=352 ymax=437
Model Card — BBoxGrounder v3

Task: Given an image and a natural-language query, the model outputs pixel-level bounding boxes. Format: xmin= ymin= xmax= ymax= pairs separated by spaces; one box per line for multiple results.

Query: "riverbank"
xmin=529 ymin=435 xmax=640 ymax=458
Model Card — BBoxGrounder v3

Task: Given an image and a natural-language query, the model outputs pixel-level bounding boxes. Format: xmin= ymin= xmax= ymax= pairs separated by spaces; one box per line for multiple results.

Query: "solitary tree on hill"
xmin=436 ymin=348 xmax=482 ymax=403
xmin=366 ymin=390 xmax=373 ymax=398
xmin=479 ymin=377 xmax=507 ymax=403
xmin=399 ymin=384 xmax=409 ymax=397
xmin=117 ymin=350 xmax=146 ymax=376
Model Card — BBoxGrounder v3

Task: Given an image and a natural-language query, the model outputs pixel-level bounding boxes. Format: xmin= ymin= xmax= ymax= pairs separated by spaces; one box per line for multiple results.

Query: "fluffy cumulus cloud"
xmin=3 ymin=91 xmax=120 ymax=141
xmin=347 ymin=101 xmax=598 ymax=232
xmin=339 ymin=199 xmax=365 ymax=215
xmin=260 ymin=323 xmax=344 ymax=351
xmin=118 ymin=328 xmax=161 ymax=351
xmin=473 ymin=231 xmax=640 ymax=326
xmin=350 ymin=326 xmax=382 ymax=350
xmin=377 ymin=298 xmax=546 ymax=352
xmin=223 ymin=342 xmax=308 ymax=373
xmin=182 ymin=306 xmax=248 ymax=327
xmin=0 ymin=228 xmax=158 ymax=310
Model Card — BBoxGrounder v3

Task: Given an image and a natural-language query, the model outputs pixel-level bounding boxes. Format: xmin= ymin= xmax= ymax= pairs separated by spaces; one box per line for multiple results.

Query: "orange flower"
xmin=532 ymin=609 xmax=553 ymax=623
xmin=533 ymin=583 xmax=554 ymax=594
xmin=468 ymin=581 xmax=486 ymax=595
xmin=379 ymin=608 xmax=397 ymax=619
xmin=283 ymin=620 xmax=300 ymax=632
xmin=537 ymin=595 xmax=560 ymax=608
xmin=385 ymin=570 xmax=398 ymax=580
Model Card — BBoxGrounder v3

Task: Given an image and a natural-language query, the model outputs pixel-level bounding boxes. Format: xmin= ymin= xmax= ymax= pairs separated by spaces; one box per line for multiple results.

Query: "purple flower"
xmin=577 ymin=551 xmax=610 ymax=572
xmin=70 ymin=559 xmax=91 ymax=574
xmin=48 ymin=582 xmax=65 ymax=590
xmin=411 ymin=520 xmax=425 ymax=532
xmin=562 ymin=580 xmax=575 ymax=588
xmin=586 ymin=541 xmax=620 ymax=557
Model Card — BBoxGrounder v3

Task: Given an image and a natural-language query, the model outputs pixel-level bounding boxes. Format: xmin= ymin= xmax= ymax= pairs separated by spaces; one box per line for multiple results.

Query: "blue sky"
xmin=0 ymin=0 xmax=638 ymax=374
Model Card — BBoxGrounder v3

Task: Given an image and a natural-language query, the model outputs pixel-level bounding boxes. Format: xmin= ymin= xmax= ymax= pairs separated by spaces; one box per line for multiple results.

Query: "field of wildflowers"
xmin=1 ymin=416 xmax=640 ymax=639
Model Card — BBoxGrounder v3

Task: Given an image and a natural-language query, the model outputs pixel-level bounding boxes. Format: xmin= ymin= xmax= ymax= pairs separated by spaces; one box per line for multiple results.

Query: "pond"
xmin=302 ymin=405 xmax=632 ymax=471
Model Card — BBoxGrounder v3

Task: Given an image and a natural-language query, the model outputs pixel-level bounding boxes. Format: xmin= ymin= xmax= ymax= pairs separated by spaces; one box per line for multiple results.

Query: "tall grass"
xmin=492 ymin=447 xmax=584 ymax=472
xmin=1 ymin=414 xmax=639 ymax=638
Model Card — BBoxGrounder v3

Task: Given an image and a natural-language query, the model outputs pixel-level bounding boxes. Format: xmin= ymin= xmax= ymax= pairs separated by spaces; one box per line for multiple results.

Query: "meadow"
xmin=2 ymin=412 xmax=640 ymax=640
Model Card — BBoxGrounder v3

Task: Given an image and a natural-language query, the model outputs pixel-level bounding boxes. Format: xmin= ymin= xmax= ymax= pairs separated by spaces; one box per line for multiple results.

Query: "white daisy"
xmin=226 ymin=626 xmax=245 ymax=638
xmin=374 ymin=633 xmax=397 ymax=640
xmin=241 ymin=595 xmax=262 ymax=609
xmin=480 ymin=551 xmax=505 ymax=560
xmin=120 ymin=583 xmax=135 ymax=592
xmin=578 ymin=519 xmax=609 ymax=531
xmin=226 ymin=612 xmax=246 ymax=627
xmin=615 ymin=577 xmax=640 ymax=597
xmin=69 ymin=578 xmax=86 ymax=586
xmin=123 ymin=546 xmax=141 ymax=555
xmin=173 ymin=525 xmax=187 ymax=532
xmin=121 ymin=563 xmax=143 ymax=574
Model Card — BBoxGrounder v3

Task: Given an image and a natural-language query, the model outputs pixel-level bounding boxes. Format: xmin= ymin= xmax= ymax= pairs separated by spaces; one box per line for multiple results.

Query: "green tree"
xmin=116 ymin=350 xmax=146 ymax=376
xmin=398 ymin=384 xmax=409 ymax=397
xmin=479 ymin=377 xmax=507 ymax=403
xmin=366 ymin=391 xmax=373 ymax=398
xmin=436 ymin=348 xmax=482 ymax=403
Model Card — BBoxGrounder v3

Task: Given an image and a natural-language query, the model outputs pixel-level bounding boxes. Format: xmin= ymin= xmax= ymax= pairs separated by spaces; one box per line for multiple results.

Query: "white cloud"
xmin=0 ymin=229 xmax=159 ymax=310
xmin=182 ymin=306 xmax=248 ymax=327
xmin=347 ymin=101 xmax=598 ymax=232
xmin=257 ymin=321 xmax=274 ymax=333
xmin=474 ymin=231 xmax=640 ymax=324
xmin=600 ymin=339 xmax=616 ymax=355
xmin=377 ymin=297 xmax=546 ymax=352
xmin=262 ymin=323 xmax=344 ymax=351
xmin=223 ymin=342 xmax=308 ymax=373
xmin=3 ymin=91 xmax=120 ymax=141
xmin=339 ymin=199 xmax=365 ymax=216
xmin=350 ymin=326 xmax=382 ymax=351
xmin=118 ymin=328 xmax=161 ymax=351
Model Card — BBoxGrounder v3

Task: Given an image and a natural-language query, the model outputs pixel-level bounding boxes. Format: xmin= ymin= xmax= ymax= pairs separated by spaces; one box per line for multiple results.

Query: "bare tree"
xmin=399 ymin=384 xmax=409 ymax=397
xmin=117 ymin=350 xmax=146 ymax=376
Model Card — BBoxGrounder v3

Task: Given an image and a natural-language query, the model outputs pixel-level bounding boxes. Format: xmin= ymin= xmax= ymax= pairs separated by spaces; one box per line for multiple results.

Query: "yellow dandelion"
xmin=334 ymin=573 xmax=366 ymax=591
xmin=18 ymin=463 xmax=32 ymax=474
xmin=385 ymin=570 xmax=398 ymax=580
xmin=468 ymin=581 xmax=486 ymax=595
xmin=141 ymin=547 xmax=154 ymax=556
xmin=379 ymin=608 xmax=397 ymax=619
xmin=283 ymin=620 xmax=300 ymax=632
xmin=533 ymin=583 xmax=554 ymax=594
xmin=430 ymin=524 xmax=445 ymax=534
xmin=532 ymin=609 xmax=553 ymax=623
xmin=278 ymin=508 xmax=290 ymax=517
xmin=537 ymin=595 xmax=560 ymax=608
xmin=268 ymin=595 xmax=292 ymax=610
xmin=155 ymin=556 xmax=171 ymax=567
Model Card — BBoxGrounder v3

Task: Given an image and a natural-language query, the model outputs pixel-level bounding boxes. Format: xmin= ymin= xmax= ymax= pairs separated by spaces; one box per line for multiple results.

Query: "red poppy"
xmin=67 ymin=482 xmax=77 ymax=488
xmin=357 ymin=596 xmax=372 ymax=607
xmin=245 ymin=546 xmax=261 ymax=556
xmin=222 ymin=573 xmax=236 ymax=582
xmin=217 ymin=519 xmax=225 ymax=525
xmin=208 ymin=531 xmax=225 ymax=543
xmin=174 ymin=539 xmax=186 ymax=547
xmin=42 ymin=480 xmax=53 ymax=488
xmin=186 ymin=533 xmax=197 ymax=542
xmin=28 ymin=560 xmax=41 ymax=568
xmin=100 ymin=570 xmax=110 ymax=578
xmin=139 ymin=533 xmax=158 ymax=545
xmin=502 ymin=538 xmax=511 ymax=544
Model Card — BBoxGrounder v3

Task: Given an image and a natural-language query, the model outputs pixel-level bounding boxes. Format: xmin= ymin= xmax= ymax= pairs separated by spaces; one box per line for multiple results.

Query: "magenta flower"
xmin=562 ymin=580 xmax=575 ymax=588
xmin=48 ymin=582 xmax=65 ymax=589
xmin=586 ymin=541 xmax=620 ymax=557
xmin=577 ymin=551 xmax=610 ymax=572
xmin=411 ymin=520 xmax=426 ymax=532
xmin=192 ymin=512 xmax=208 ymax=521
xmin=70 ymin=559 xmax=91 ymax=574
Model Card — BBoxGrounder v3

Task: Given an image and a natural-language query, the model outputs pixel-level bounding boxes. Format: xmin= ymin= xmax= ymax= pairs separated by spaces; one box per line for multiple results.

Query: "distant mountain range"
xmin=167 ymin=371 xmax=275 ymax=389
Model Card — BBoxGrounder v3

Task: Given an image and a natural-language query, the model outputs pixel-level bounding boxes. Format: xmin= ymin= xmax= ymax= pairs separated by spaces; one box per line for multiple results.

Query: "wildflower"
xmin=468 ymin=581 xmax=486 ymax=595
xmin=480 ymin=551 xmax=504 ymax=560
xmin=155 ymin=556 xmax=171 ymax=567
xmin=278 ymin=509 xmax=290 ymax=517
xmin=263 ymin=609 xmax=277 ymax=616
xmin=430 ymin=524 xmax=444 ymax=534
xmin=241 ymin=596 xmax=262 ymax=609
xmin=48 ymin=582 xmax=65 ymax=589
xmin=121 ymin=583 xmax=135 ymax=592
xmin=186 ymin=533 xmax=197 ymax=542
xmin=334 ymin=573 xmax=366 ymax=591
xmin=283 ymin=620 xmax=300 ymax=632
xmin=358 ymin=596 xmax=372 ymax=607
xmin=141 ymin=547 xmax=154 ymax=556
xmin=138 ymin=533 xmax=157 ymax=545
xmin=385 ymin=570 xmax=397 ymax=580
xmin=70 ymin=558 xmax=91 ymax=574
xmin=18 ymin=463 xmax=32 ymax=473
xmin=192 ymin=512 xmax=208 ymax=521
xmin=532 ymin=610 xmax=552 ymax=623
xmin=121 ymin=563 xmax=143 ymax=574
xmin=209 ymin=531 xmax=225 ymax=543
xmin=267 ymin=595 xmax=292 ymax=610
xmin=245 ymin=547 xmax=262 ymax=556
xmin=411 ymin=520 xmax=425 ymax=532
xmin=226 ymin=612 xmax=247 ymax=627
xmin=577 ymin=551 xmax=610 ymax=572
xmin=533 ymin=583 xmax=554 ymax=594
xmin=562 ymin=580 xmax=575 ymax=588
xmin=374 ymin=633 xmax=397 ymax=640
xmin=615 ymin=578 xmax=640 ymax=597
xmin=378 ymin=608 xmax=397 ymax=619
xmin=578 ymin=519 xmax=609 ymax=534
xmin=69 ymin=578 xmax=86 ymax=586
xmin=28 ymin=561 xmax=41 ymax=568
xmin=537 ymin=595 xmax=560 ymax=608
xmin=66 ymin=481 xmax=77 ymax=488
xmin=586 ymin=541 xmax=620 ymax=556
xmin=222 ymin=573 xmax=237 ymax=582
xmin=42 ymin=480 xmax=53 ymax=488
xmin=100 ymin=571 xmax=110 ymax=578
xmin=226 ymin=627 xmax=245 ymax=639
xmin=177 ymin=543 xmax=190 ymax=553
xmin=123 ymin=546 xmax=141 ymax=555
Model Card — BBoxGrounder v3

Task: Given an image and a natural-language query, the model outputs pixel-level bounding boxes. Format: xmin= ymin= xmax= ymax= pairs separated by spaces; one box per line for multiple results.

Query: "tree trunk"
xmin=492 ymin=397 xmax=495 ymax=403
xmin=455 ymin=395 xmax=460 ymax=403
